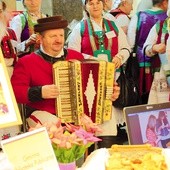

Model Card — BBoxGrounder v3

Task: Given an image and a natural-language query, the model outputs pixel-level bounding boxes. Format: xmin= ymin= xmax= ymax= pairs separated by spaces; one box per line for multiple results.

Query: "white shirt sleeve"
xmin=10 ymin=15 xmax=22 ymax=43
xmin=117 ymin=27 xmax=131 ymax=64
xmin=104 ymin=12 xmax=131 ymax=62
xmin=143 ymin=24 xmax=158 ymax=57
xmin=67 ymin=23 xmax=82 ymax=52
xmin=10 ymin=14 xmax=28 ymax=53
xmin=116 ymin=15 xmax=130 ymax=28
xmin=67 ymin=22 xmax=93 ymax=59
xmin=127 ymin=14 xmax=138 ymax=49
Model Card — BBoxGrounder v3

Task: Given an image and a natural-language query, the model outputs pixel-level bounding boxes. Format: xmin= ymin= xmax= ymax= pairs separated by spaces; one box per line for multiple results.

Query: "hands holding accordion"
xmin=41 ymin=84 xmax=59 ymax=99
xmin=41 ymin=83 xmax=120 ymax=102
xmin=110 ymin=82 xmax=120 ymax=102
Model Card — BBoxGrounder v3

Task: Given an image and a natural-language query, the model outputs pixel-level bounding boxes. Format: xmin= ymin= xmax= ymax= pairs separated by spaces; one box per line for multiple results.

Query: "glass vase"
xmin=58 ymin=161 xmax=76 ymax=170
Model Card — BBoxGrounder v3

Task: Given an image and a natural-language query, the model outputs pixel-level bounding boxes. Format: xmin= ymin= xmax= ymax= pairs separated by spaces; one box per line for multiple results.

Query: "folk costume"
xmin=68 ymin=18 xmax=130 ymax=64
xmin=11 ymin=16 xmax=84 ymax=127
xmin=127 ymin=9 xmax=167 ymax=103
xmin=68 ymin=15 xmax=130 ymax=137
xmin=1 ymin=28 xmax=17 ymax=77
xmin=144 ymin=17 xmax=170 ymax=104
xmin=80 ymin=18 xmax=118 ymax=62
xmin=10 ymin=11 xmax=46 ymax=57
xmin=11 ymin=48 xmax=84 ymax=117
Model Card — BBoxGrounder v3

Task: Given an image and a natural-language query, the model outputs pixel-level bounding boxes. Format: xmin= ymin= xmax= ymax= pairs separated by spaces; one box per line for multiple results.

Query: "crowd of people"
xmin=0 ymin=0 xmax=170 ymax=157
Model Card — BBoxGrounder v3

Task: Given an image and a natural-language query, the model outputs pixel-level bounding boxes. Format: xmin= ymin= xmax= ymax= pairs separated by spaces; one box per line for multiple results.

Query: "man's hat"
xmin=34 ymin=15 xmax=68 ymax=33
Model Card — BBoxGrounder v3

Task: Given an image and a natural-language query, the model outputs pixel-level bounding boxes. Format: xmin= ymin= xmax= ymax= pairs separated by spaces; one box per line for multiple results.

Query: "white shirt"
xmin=116 ymin=14 xmax=130 ymax=28
xmin=143 ymin=24 xmax=158 ymax=57
xmin=127 ymin=14 xmax=138 ymax=49
xmin=10 ymin=14 xmax=27 ymax=53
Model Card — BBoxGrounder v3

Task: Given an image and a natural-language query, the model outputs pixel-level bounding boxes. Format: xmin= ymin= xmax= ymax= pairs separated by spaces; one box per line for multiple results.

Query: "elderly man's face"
xmin=40 ymin=29 xmax=65 ymax=56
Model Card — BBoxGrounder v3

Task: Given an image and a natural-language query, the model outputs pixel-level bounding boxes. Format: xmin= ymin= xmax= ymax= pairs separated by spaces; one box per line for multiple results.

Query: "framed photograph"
xmin=0 ymin=48 xmax=22 ymax=128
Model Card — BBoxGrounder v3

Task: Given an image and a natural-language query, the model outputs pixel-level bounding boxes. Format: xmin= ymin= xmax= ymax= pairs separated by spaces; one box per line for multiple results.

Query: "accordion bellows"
xmin=53 ymin=60 xmax=115 ymax=124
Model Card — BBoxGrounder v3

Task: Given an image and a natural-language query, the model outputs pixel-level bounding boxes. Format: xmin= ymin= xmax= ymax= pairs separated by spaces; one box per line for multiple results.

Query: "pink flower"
xmin=80 ymin=114 xmax=103 ymax=133
xmin=74 ymin=127 xmax=101 ymax=145
xmin=29 ymin=114 xmax=102 ymax=163
xmin=65 ymin=123 xmax=79 ymax=133
xmin=52 ymin=132 xmax=82 ymax=149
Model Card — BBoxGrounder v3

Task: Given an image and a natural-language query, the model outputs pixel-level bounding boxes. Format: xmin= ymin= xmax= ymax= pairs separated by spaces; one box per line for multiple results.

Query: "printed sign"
xmin=1 ymin=127 xmax=60 ymax=170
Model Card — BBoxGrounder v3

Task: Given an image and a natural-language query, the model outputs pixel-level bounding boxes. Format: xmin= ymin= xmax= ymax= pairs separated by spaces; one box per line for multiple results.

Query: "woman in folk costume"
xmin=68 ymin=0 xmax=131 ymax=148
xmin=143 ymin=0 xmax=170 ymax=104
xmin=110 ymin=0 xmax=133 ymax=34
xmin=10 ymin=0 xmax=46 ymax=57
xmin=127 ymin=0 xmax=168 ymax=104
xmin=0 ymin=0 xmax=17 ymax=78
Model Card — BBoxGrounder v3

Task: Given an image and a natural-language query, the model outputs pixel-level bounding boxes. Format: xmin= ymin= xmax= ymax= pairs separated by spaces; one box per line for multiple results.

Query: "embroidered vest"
xmin=136 ymin=10 xmax=167 ymax=64
xmin=1 ymin=28 xmax=17 ymax=65
xmin=154 ymin=19 xmax=169 ymax=73
xmin=20 ymin=12 xmax=30 ymax=42
xmin=80 ymin=18 xmax=118 ymax=59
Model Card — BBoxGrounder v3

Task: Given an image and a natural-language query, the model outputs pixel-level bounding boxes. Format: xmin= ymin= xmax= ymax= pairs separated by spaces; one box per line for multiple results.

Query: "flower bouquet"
xmin=29 ymin=114 xmax=102 ymax=169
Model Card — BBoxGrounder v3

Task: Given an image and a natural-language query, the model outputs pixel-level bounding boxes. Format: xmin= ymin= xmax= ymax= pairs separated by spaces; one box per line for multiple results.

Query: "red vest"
xmin=80 ymin=19 xmax=119 ymax=59
xmin=1 ymin=28 xmax=17 ymax=65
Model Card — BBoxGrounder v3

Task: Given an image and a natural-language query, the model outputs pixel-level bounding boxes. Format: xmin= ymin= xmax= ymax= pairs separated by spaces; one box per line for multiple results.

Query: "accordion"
xmin=53 ymin=60 xmax=115 ymax=124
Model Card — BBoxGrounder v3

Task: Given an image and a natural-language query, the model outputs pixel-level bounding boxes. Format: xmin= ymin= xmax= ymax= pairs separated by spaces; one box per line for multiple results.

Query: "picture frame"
xmin=0 ymin=48 xmax=22 ymax=128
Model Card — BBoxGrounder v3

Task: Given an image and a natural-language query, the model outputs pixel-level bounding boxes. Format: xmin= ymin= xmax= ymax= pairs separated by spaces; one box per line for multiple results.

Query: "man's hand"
xmin=110 ymin=82 xmax=120 ymax=101
xmin=42 ymin=84 xmax=59 ymax=99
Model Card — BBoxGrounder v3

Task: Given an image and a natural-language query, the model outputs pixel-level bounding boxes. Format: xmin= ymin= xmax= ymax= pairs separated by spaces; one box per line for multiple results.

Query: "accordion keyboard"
xmin=53 ymin=63 xmax=77 ymax=123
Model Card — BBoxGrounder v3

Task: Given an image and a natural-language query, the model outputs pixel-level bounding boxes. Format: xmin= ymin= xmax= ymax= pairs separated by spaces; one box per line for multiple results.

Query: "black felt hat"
xmin=34 ymin=15 xmax=68 ymax=33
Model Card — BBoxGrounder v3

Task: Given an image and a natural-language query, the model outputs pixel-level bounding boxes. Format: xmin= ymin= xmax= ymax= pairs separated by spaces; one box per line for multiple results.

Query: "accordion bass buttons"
xmin=106 ymin=86 xmax=113 ymax=99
